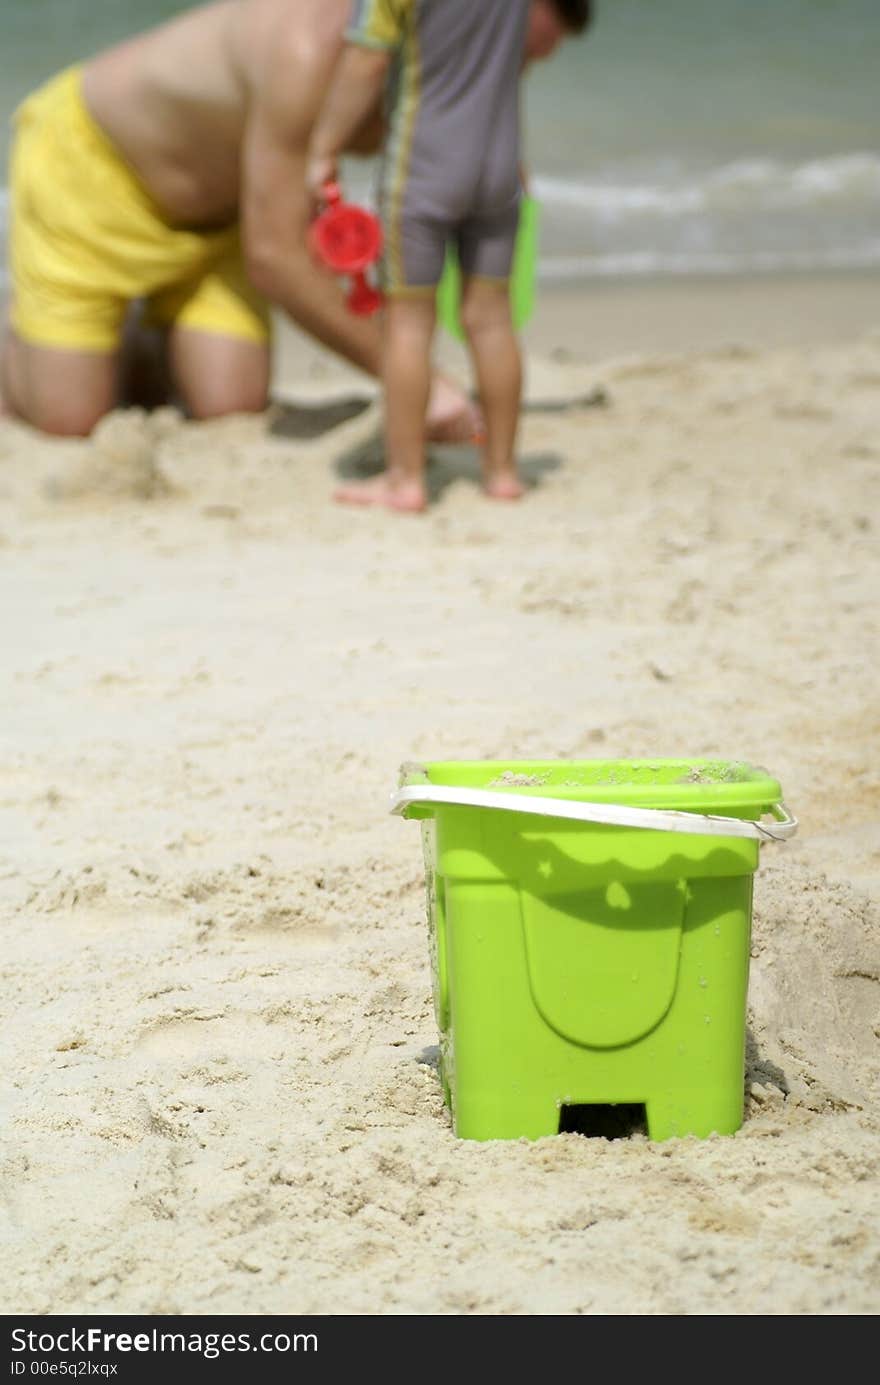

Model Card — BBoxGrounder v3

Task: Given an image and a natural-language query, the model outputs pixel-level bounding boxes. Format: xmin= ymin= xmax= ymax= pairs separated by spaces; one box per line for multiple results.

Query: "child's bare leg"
xmin=460 ymin=277 xmax=524 ymax=500
xmin=335 ymin=295 xmax=436 ymax=513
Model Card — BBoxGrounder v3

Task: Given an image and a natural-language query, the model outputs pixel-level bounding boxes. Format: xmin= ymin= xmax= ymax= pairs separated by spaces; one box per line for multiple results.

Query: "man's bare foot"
xmin=334 ymin=474 xmax=427 ymax=514
xmin=425 ymin=374 xmax=485 ymax=445
xmin=484 ymin=471 xmax=526 ymax=501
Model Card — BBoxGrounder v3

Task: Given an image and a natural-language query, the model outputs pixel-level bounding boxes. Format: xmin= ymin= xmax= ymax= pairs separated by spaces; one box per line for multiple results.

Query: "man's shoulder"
xmin=243 ymin=0 xmax=344 ymax=96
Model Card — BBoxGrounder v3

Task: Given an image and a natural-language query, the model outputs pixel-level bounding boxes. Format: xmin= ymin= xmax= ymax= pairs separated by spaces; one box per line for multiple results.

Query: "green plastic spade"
xmin=437 ymin=195 xmax=541 ymax=340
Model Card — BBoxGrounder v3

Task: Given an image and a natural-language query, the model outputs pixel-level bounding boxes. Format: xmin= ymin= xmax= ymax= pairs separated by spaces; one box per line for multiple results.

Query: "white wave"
xmin=4 ymin=159 xmax=880 ymax=294
xmin=532 ymin=153 xmax=880 ymax=220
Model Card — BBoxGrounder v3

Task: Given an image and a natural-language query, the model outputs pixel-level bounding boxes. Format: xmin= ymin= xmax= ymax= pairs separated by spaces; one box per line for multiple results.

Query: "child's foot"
xmin=333 ymin=474 xmax=427 ymax=513
xmin=483 ymin=471 xmax=526 ymax=501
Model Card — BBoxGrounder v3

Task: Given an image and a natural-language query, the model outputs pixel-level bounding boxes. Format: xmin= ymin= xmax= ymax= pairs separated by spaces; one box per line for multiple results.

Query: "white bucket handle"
xmin=389 ymin=785 xmax=798 ymax=843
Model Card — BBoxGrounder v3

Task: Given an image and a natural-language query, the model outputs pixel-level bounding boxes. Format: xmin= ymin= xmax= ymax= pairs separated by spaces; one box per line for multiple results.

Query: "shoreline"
xmin=522 ymin=267 xmax=880 ymax=362
xmin=2 ymin=263 xmax=878 ymax=386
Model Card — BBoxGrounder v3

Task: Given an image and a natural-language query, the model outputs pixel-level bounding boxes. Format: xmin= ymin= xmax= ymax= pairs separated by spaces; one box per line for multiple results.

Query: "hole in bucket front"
xmin=558 ymin=1103 xmax=647 ymax=1140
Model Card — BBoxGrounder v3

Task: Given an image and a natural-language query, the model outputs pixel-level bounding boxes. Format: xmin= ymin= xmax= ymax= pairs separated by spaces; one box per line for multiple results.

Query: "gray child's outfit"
xmin=346 ymin=0 xmax=528 ymax=292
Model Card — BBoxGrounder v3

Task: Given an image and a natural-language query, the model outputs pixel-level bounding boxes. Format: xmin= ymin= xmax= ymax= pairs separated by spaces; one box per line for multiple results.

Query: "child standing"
xmin=307 ymin=0 xmax=531 ymax=513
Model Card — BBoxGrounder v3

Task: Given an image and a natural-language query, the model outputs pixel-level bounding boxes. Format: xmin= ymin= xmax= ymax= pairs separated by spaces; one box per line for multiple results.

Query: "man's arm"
xmin=240 ymin=38 xmax=383 ymax=377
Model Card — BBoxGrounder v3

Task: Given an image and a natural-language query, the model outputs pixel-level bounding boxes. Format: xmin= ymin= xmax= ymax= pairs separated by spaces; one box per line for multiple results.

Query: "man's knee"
xmin=30 ymin=398 xmax=113 ymax=437
xmin=9 ymin=389 xmax=111 ymax=437
xmin=171 ymin=331 xmax=271 ymax=419
xmin=2 ymin=332 xmax=117 ymax=436
xmin=186 ymin=381 xmax=269 ymax=420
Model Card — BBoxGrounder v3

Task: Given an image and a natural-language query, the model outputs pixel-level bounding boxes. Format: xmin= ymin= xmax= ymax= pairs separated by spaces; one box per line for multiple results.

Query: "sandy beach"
xmin=1 ymin=269 xmax=878 ymax=1316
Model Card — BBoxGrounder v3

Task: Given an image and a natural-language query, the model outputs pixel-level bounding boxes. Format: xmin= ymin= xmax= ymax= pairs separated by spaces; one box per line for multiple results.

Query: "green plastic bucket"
xmin=436 ymin=196 xmax=541 ymax=340
xmin=391 ymin=758 xmax=797 ymax=1142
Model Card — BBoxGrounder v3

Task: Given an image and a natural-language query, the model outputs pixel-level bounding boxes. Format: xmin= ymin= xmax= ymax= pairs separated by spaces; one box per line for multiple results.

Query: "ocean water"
xmin=2 ymin=0 xmax=879 ymax=281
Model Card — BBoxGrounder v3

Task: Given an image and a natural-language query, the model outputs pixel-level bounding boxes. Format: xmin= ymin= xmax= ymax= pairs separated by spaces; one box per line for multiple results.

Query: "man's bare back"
xmin=1 ymin=0 xmax=411 ymax=434
xmin=82 ymin=0 xmax=356 ymax=229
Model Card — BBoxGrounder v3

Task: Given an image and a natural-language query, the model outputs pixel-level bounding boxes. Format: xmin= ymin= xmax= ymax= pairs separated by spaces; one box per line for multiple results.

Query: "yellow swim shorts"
xmin=8 ymin=66 xmax=270 ymax=352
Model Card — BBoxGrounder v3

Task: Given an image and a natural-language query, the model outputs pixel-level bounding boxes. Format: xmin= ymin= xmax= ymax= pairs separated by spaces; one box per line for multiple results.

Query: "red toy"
xmin=309 ymin=181 xmax=384 ymax=316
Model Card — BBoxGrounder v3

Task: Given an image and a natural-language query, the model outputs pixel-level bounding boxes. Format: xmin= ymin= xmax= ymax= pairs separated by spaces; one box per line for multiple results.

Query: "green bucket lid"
xmin=392 ymin=758 xmax=797 ymax=841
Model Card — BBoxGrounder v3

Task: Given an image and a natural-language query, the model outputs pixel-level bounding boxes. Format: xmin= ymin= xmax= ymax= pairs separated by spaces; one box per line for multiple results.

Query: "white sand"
xmin=1 ymin=275 xmax=878 ymax=1315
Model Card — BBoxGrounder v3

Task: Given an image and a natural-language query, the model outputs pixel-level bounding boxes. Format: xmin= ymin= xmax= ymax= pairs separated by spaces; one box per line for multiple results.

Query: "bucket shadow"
xmin=416 ymin=1044 xmax=441 ymax=1071
xmin=744 ymin=1027 xmax=790 ymax=1096
xmin=333 ymin=425 xmax=562 ymax=503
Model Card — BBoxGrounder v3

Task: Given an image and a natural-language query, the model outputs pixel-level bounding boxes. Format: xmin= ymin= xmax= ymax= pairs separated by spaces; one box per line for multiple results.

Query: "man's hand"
xmin=306 ymin=153 xmax=338 ymax=209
